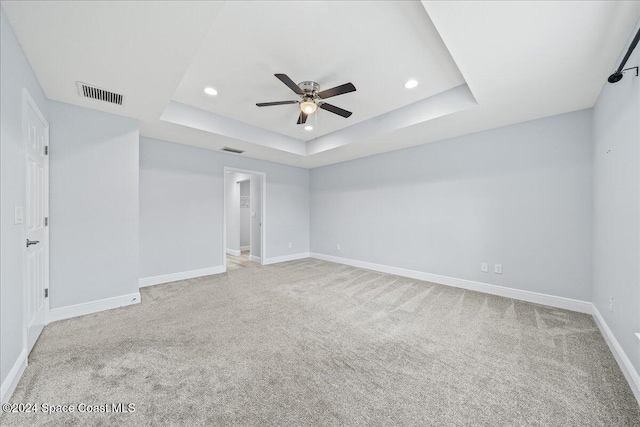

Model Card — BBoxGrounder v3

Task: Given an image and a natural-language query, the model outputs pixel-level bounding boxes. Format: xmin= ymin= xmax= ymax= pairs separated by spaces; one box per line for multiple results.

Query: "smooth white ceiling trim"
xmin=161 ymin=101 xmax=307 ymax=156
xmin=161 ymin=85 xmax=477 ymax=157
xmin=307 ymin=84 xmax=477 ymax=156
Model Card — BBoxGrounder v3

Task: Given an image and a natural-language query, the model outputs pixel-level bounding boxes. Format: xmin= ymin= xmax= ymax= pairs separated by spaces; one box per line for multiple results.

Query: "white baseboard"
xmin=139 ymin=266 xmax=226 ymax=288
xmin=592 ymin=305 xmax=640 ymax=404
xmin=47 ymin=292 xmax=141 ymax=323
xmin=264 ymin=252 xmax=310 ymax=265
xmin=309 ymin=253 xmax=592 ymax=314
xmin=226 ymin=248 xmax=241 ymax=256
xmin=240 ymin=246 xmax=250 ymax=251
xmin=249 ymin=255 xmax=261 ymax=263
xmin=0 ymin=349 xmax=27 ymax=405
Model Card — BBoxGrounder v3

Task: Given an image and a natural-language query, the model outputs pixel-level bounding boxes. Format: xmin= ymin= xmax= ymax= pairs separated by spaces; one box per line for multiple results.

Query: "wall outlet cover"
xmin=494 ymin=264 xmax=503 ymax=274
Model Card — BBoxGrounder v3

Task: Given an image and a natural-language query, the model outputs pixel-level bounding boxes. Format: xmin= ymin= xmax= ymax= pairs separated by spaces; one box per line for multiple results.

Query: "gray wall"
xmin=0 ymin=7 xmax=49 ymax=392
xmin=311 ymin=110 xmax=593 ymax=301
xmin=48 ymin=101 xmax=140 ymax=308
xmin=592 ymin=20 xmax=640 ymax=376
xmin=139 ymin=137 xmax=309 ymax=278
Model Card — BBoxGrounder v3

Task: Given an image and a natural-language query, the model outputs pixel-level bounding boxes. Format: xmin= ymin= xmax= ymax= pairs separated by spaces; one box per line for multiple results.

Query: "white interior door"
xmin=24 ymin=92 xmax=49 ymax=353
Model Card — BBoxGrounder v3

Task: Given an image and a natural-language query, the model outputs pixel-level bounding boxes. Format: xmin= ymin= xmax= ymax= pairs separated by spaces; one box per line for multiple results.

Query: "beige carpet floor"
xmin=2 ymin=258 xmax=639 ymax=426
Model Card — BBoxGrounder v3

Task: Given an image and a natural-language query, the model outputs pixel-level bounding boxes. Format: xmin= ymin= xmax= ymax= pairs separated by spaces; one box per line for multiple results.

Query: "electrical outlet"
xmin=494 ymin=264 xmax=503 ymax=274
xmin=336 ymin=244 xmax=341 ymax=250
xmin=609 ymin=295 xmax=613 ymax=312
xmin=288 ymin=242 xmax=292 ymax=249
xmin=481 ymin=263 xmax=488 ymax=273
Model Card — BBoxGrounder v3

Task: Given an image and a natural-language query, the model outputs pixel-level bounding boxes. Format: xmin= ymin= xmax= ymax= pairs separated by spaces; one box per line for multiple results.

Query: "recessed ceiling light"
xmin=404 ymin=79 xmax=418 ymax=89
xmin=304 ymin=125 xmax=313 ymax=131
xmin=204 ymin=87 xmax=218 ymax=96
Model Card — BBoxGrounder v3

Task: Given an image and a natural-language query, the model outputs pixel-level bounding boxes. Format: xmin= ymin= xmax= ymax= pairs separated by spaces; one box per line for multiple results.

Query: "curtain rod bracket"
xmin=608 ymin=27 xmax=640 ymax=84
xmin=623 ymin=66 xmax=639 ymax=77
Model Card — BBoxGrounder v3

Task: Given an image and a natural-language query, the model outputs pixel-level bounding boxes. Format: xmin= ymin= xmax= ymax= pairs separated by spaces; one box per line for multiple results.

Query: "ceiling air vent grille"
xmin=220 ymin=147 xmax=244 ymax=154
xmin=77 ymin=82 xmax=123 ymax=105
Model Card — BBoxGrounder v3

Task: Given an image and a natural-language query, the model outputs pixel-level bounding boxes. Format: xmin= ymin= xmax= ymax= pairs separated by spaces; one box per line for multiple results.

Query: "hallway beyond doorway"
xmin=227 ymin=250 xmax=252 ymax=271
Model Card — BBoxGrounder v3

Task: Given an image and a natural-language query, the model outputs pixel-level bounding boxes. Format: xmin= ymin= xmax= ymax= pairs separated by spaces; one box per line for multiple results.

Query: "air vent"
xmin=220 ymin=147 xmax=244 ymax=154
xmin=77 ymin=82 xmax=123 ymax=105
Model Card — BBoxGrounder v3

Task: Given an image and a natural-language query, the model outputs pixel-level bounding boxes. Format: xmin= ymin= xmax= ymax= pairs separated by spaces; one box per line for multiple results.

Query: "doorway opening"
xmin=223 ymin=167 xmax=266 ymax=271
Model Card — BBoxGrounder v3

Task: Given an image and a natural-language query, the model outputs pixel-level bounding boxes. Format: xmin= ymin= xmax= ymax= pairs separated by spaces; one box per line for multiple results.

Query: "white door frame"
xmin=223 ymin=167 xmax=266 ymax=270
xmin=22 ymin=88 xmax=50 ymax=349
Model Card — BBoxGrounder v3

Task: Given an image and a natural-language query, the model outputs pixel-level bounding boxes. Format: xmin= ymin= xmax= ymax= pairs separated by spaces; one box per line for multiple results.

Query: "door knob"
xmin=26 ymin=239 xmax=40 ymax=247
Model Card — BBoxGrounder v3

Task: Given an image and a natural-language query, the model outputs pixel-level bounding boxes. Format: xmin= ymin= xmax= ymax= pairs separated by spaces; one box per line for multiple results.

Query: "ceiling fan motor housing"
xmin=298 ymin=81 xmax=320 ymax=97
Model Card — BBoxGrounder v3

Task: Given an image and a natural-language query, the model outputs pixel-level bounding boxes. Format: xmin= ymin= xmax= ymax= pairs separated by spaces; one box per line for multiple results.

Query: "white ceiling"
xmin=171 ymin=1 xmax=465 ymax=141
xmin=302 ymin=0 xmax=640 ymax=168
xmin=1 ymin=1 xmax=223 ymax=120
xmin=3 ymin=1 xmax=640 ymax=169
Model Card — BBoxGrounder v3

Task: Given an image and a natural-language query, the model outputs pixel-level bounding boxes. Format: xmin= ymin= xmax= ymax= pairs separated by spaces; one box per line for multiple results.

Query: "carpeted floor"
xmin=2 ymin=258 xmax=639 ymax=426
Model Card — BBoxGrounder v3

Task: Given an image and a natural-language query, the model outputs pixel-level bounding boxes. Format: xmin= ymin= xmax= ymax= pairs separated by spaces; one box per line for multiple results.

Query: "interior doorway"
xmin=223 ymin=167 xmax=266 ymax=271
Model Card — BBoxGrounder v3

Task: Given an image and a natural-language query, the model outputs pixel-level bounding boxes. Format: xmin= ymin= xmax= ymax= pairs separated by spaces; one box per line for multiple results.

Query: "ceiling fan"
xmin=256 ymin=74 xmax=356 ymax=125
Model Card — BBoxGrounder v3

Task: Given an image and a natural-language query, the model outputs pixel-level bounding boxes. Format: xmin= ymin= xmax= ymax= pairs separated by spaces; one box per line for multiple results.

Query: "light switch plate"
xmin=14 ymin=206 xmax=24 ymax=225
xmin=481 ymin=263 xmax=488 ymax=273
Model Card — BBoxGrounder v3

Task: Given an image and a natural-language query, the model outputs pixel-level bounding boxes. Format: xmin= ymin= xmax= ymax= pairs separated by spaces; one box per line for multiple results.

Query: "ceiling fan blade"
xmin=256 ymin=100 xmax=299 ymax=107
xmin=297 ymin=111 xmax=308 ymax=125
xmin=319 ymin=103 xmax=352 ymax=118
xmin=317 ymin=82 xmax=356 ymax=99
xmin=275 ymin=74 xmax=304 ymax=96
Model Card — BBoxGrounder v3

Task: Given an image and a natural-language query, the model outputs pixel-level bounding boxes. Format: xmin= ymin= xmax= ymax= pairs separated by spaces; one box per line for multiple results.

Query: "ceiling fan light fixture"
xmin=300 ymin=100 xmax=317 ymax=115
xmin=257 ymin=74 xmax=355 ymax=124
xmin=304 ymin=125 xmax=313 ymax=131
xmin=204 ymin=87 xmax=218 ymax=96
